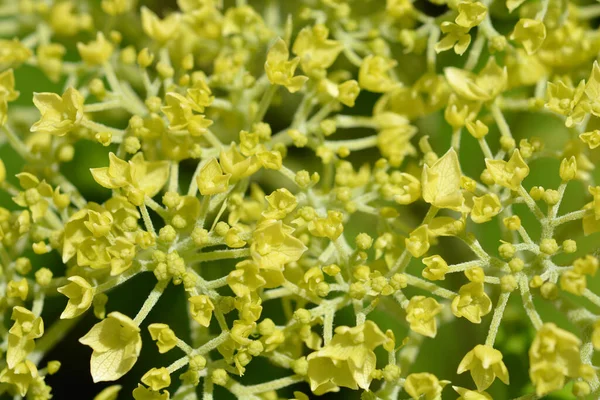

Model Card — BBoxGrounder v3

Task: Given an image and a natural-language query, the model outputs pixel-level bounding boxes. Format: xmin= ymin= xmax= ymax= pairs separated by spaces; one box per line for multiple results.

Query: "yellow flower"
xmin=382 ymin=171 xmax=421 ymax=205
xmin=580 ymin=130 xmax=600 ymax=149
xmin=265 ymin=38 xmax=308 ymax=93
xmin=0 ymin=69 xmax=19 ymax=126
xmin=251 ymin=219 xmax=307 ymax=270
xmin=422 ymin=148 xmax=464 ymax=211
xmin=0 ymin=360 xmax=38 ymax=397
xmin=79 ymin=312 xmax=142 ymax=382
xmin=422 ymin=255 xmax=449 ymax=281
xmin=485 ymin=150 xmax=529 ymax=191
xmin=455 ymin=2 xmax=487 ymax=29
xmin=457 ymin=345 xmax=509 ymax=391
xmin=292 ymin=24 xmax=343 ymax=76
xmin=227 ymin=260 xmax=267 ymax=297
xmin=31 ymin=87 xmax=84 ymax=136
xmin=359 ymin=55 xmax=397 ymax=93
xmin=308 ymin=210 xmax=344 ymax=240
xmin=406 ymin=296 xmax=443 ymax=337
xmin=0 ymin=39 xmax=32 ymax=70
xmin=6 ymin=279 xmax=28 ymax=301
xmin=61 ymin=197 xmax=139 ymax=271
xmin=196 ymin=158 xmax=231 ymax=195
xmin=428 ymin=216 xmax=465 ymax=236
xmin=444 ymin=93 xmax=481 ymax=128
xmin=148 ymin=324 xmax=178 ymax=354
xmin=91 ymin=152 xmax=170 ymax=206
xmin=94 ymin=385 xmax=122 ymax=400
xmin=511 ymin=19 xmax=546 ymax=55
xmin=77 ymin=32 xmax=114 ymax=66
xmin=48 ymin=2 xmax=92 ymax=37
xmin=141 ymin=367 xmax=171 ymax=391
xmin=12 ymin=172 xmax=55 ymax=222
xmin=451 ymin=281 xmax=492 ymax=323
xmin=220 ymin=144 xmax=261 ymax=182
xmin=306 ymin=321 xmax=387 ymax=394
xmin=7 ymin=307 xmax=44 ymax=369
xmin=387 ymin=0 xmax=414 ymax=17
xmin=102 ymin=0 xmax=136 ymax=15
xmin=37 ymin=43 xmax=66 ymax=83
xmin=132 ymin=384 xmax=169 ymax=400
xmin=162 ymin=92 xmax=209 ymax=131
xmin=406 ymin=225 xmax=430 ymax=258
xmin=141 ymin=6 xmax=181 ymax=43
xmin=470 ymin=193 xmax=502 ymax=223
xmin=559 ymin=270 xmax=586 ymax=296
xmin=263 ymin=188 xmax=297 ymax=220
xmin=404 ymin=372 xmax=449 ymax=400
xmin=444 ymin=58 xmax=507 ymax=102
xmin=338 ymin=80 xmax=361 ymax=107
xmin=545 ymin=79 xmax=587 ymax=127
xmin=453 ymin=386 xmax=492 ymax=399
xmin=188 ymin=295 xmax=214 ymax=327
xmin=435 ymin=22 xmax=471 ymax=55
xmin=57 ymin=276 xmax=96 ymax=319
xmin=529 ymin=323 xmax=581 ymax=396
xmin=376 ymin=112 xmax=418 ymax=167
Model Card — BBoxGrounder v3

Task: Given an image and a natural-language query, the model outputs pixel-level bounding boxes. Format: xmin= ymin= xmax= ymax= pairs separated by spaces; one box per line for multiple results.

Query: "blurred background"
xmin=2 ymin=0 xmax=600 ymax=398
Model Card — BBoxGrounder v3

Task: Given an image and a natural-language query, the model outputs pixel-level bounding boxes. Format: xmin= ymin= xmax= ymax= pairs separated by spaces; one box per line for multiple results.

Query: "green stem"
xmin=167 ymin=355 xmax=190 ymax=374
xmin=485 ymin=292 xmax=510 ymax=346
xmin=251 ymin=85 xmax=277 ymax=127
xmin=405 ymin=274 xmax=457 ymax=299
xmin=188 ymin=248 xmax=250 ymax=263
xmin=140 ymin=202 xmax=156 ymax=237
xmin=490 ymin=102 xmax=513 ymax=139
xmin=195 ymin=331 xmax=230 ymax=355
xmin=518 ymin=273 xmax=543 ymax=329
xmin=324 ymin=135 xmax=378 ymax=151
xmin=133 ymin=279 xmax=169 ymax=325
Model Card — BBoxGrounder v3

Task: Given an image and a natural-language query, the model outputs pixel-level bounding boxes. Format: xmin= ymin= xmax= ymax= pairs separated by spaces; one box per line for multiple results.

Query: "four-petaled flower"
xmin=91 ymin=152 xmax=170 ymax=206
xmin=31 ymin=87 xmax=84 ymax=136
xmin=457 ymin=344 xmax=509 ymax=391
xmin=79 ymin=312 xmax=142 ymax=382
xmin=306 ymin=321 xmax=387 ymax=394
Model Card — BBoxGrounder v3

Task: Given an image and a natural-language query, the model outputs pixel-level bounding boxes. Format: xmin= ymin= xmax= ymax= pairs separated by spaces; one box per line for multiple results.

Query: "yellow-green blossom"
xmin=265 ymin=38 xmax=308 ymax=93
xmin=91 ymin=153 xmax=170 ymax=206
xmin=7 ymin=307 xmax=44 ymax=369
xmin=511 ymin=19 xmax=546 ymax=55
xmin=57 ymin=276 xmax=96 ymax=319
xmin=292 ymin=24 xmax=343 ymax=76
xmin=406 ymin=296 xmax=443 ymax=337
xmin=422 ymin=148 xmax=464 ymax=211
xmin=79 ymin=312 xmax=142 ymax=382
xmin=451 ymin=281 xmax=492 ymax=323
xmin=485 ymin=150 xmax=529 ymax=190
xmin=0 ymin=360 xmax=38 ymax=397
xmin=188 ymin=295 xmax=214 ymax=327
xmin=251 ymin=219 xmax=307 ymax=270
xmin=306 ymin=321 xmax=387 ymax=394
xmin=529 ymin=323 xmax=581 ymax=396
xmin=148 ymin=324 xmax=178 ymax=354
xmin=457 ymin=345 xmax=509 ymax=391
xmin=31 ymin=88 xmax=84 ymax=136
xmin=0 ymin=69 xmax=19 ymax=125
xmin=404 ymin=372 xmax=450 ymax=400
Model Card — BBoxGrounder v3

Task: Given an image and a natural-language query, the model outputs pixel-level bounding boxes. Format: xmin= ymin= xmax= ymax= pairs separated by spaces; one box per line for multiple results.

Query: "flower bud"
xmin=559 ymin=156 xmax=577 ymax=181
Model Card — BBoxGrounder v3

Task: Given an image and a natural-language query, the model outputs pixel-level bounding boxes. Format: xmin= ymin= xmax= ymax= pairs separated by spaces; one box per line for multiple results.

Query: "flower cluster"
xmin=0 ymin=0 xmax=600 ymax=399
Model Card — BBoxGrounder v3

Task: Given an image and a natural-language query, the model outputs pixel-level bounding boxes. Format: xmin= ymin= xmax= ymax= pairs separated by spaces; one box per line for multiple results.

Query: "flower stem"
xmin=133 ymin=279 xmax=169 ymax=325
